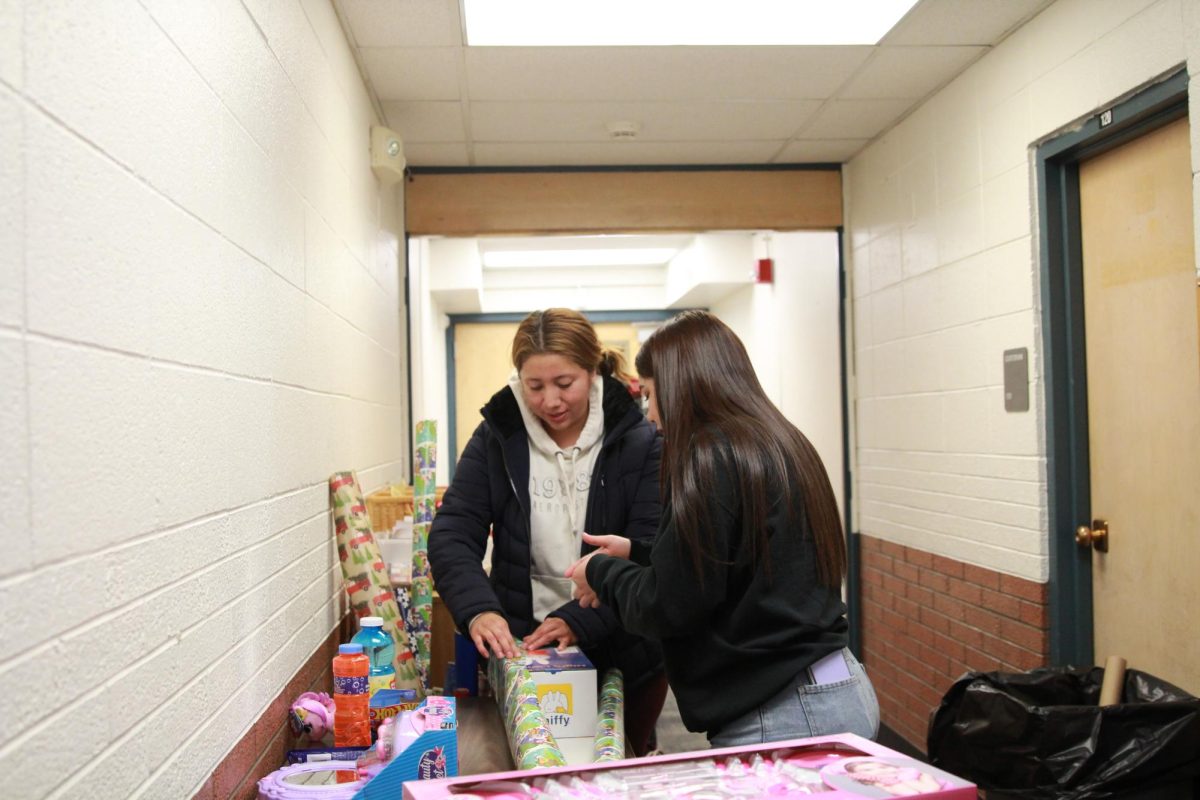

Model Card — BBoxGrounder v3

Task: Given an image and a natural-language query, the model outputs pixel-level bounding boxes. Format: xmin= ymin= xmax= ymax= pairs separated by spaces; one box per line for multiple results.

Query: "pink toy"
xmin=289 ymin=691 xmax=336 ymax=741
xmin=400 ymin=733 xmax=975 ymax=799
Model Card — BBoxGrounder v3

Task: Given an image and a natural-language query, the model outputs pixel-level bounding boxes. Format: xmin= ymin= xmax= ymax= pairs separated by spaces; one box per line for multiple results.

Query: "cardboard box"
xmin=353 ymin=696 xmax=458 ymax=800
xmin=504 ymin=646 xmax=598 ymax=740
xmin=401 ymin=732 xmax=977 ymax=799
xmin=554 ymin=736 xmax=596 ymax=767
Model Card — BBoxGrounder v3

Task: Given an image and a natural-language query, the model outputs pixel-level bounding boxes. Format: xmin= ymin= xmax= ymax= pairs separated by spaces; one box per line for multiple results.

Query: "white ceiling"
xmin=334 ymin=0 xmax=1055 ymax=169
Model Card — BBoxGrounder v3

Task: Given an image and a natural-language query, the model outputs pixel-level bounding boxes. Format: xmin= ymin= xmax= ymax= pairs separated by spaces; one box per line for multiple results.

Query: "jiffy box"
xmin=509 ymin=646 xmax=598 ymax=740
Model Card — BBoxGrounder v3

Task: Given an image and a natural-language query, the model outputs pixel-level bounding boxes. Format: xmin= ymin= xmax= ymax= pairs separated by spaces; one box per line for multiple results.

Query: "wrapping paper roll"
xmin=410 ymin=420 xmax=438 ymax=689
xmin=500 ymin=662 xmax=568 ymax=770
xmin=392 ymin=582 xmax=423 ymax=684
xmin=592 ymin=668 xmax=625 ymax=762
xmin=329 ymin=471 xmax=423 ymax=696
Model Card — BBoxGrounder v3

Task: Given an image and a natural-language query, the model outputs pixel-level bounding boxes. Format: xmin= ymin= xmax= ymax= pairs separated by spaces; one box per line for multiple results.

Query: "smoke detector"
xmin=606 ymin=120 xmax=641 ymax=140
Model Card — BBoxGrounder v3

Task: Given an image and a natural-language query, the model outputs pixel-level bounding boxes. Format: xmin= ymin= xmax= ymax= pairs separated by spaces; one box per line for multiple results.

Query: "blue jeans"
xmin=708 ymin=648 xmax=880 ymax=748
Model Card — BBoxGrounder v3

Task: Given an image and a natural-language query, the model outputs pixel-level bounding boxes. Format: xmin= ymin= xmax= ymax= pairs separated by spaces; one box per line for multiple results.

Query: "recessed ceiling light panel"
xmin=463 ymin=0 xmax=919 ymax=47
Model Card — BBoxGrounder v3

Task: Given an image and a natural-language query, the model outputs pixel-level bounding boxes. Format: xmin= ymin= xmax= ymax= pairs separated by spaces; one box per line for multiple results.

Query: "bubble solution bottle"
xmin=351 ymin=616 xmax=397 ymax=698
xmin=332 ymin=643 xmax=371 ymax=747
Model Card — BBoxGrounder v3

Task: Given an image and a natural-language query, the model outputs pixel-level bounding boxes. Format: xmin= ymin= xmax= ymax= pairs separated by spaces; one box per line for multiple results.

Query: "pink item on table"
xmin=257 ymin=761 xmax=364 ymax=799
xmin=401 ymin=733 xmax=976 ymax=799
xmin=289 ymin=692 xmax=336 ymax=742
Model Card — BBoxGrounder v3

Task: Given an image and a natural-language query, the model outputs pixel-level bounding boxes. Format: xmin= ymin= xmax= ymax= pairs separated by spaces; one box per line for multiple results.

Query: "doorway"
xmin=447 ymin=313 xmax=668 ymax=474
xmin=1039 ymin=69 xmax=1198 ymax=690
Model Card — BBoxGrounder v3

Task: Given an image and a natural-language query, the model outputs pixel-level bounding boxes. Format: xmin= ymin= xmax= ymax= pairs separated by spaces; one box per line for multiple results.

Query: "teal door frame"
xmin=1035 ymin=68 xmax=1188 ymax=666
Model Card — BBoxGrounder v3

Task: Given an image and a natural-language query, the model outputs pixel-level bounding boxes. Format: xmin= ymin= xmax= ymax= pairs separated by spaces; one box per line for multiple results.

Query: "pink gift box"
xmin=401 ymin=732 xmax=976 ymax=799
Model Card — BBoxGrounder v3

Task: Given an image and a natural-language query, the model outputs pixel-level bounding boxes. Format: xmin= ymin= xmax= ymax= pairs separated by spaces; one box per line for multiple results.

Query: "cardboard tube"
xmin=1100 ymin=655 xmax=1127 ymax=706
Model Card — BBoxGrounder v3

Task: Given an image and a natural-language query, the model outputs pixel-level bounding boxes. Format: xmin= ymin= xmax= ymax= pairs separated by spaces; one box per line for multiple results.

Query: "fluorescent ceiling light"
xmin=482 ymin=248 xmax=681 ymax=268
xmin=463 ymin=0 xmax=918 ymax=47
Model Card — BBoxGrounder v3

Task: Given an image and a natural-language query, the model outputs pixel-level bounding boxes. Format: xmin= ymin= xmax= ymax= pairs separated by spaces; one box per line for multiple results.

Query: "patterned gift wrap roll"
xmin=409 ymin=420 xmax=438 ymax=689
xmin=489 ymin=656 xmax=567 ymax=769
xmin=592 ymin=668 xmax=625 ymax=762
xmin=329 ymin=471 xmax=423 ymax=696
xmin=391 ymin=582 xmax=425 ymax=688
xmin=503 ymin=664 xmax=567 ymax=769
xmin=408 ymin=521 xmax=432 ymax=689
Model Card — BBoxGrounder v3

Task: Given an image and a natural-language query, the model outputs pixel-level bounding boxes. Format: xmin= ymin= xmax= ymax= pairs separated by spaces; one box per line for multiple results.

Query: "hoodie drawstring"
xmin=556 ymin=446 xmax=583 ymax=537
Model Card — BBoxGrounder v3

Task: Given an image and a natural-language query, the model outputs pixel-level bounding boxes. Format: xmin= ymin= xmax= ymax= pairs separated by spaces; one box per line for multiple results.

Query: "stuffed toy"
xmin=289 ymin=691 xmax=336 ymax=741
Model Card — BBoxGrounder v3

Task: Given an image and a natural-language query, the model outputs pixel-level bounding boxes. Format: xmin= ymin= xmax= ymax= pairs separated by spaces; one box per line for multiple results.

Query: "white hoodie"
xmin=508 ymin=370 xmax=605 ymax=622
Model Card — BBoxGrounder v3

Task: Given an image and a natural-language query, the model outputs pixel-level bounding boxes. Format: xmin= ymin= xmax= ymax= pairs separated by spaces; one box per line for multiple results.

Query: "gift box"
xmin=491 ymin=645 xmax=598 ymax=765
xmin=400 ymin=732 xmax=977 ymax=799
xmin=352 ymin=696 xmax=459 ymax=800
xmin=495 ymin=646 xmax=597 ymax=738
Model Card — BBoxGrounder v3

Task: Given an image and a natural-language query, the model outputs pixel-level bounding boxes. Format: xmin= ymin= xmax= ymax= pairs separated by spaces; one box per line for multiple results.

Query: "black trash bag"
xmin=927 ymin=666 xmax=1200 ymax=799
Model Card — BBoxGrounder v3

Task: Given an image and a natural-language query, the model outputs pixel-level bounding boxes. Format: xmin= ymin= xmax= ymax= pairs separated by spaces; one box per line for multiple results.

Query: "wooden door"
xmin=1078 ymin=115 xmax=1200 ymax=691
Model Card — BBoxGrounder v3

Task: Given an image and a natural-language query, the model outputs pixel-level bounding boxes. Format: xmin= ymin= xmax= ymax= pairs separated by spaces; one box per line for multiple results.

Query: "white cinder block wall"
xmin=712 ymin=232 xmax=846 ymax=517
xmin=0 ymin=1 xmax=409 ymax=798
xmin=845 ymin=0 xmax=1199 ymax=583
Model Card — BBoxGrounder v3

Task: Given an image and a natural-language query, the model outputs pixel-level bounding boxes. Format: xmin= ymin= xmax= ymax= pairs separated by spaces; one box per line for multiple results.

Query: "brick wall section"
xmin=191 ymin=615 xmax=357 ymax=800
xmin=859 ymin=535 xmax=1049 ymax=752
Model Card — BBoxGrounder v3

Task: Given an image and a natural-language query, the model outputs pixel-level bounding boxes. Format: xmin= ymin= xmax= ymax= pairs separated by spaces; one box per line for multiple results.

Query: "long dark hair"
xmin=634 ymin=310 xmax=846 ymax=587
xmin=511 ymin=308 xmax=633 ymax=386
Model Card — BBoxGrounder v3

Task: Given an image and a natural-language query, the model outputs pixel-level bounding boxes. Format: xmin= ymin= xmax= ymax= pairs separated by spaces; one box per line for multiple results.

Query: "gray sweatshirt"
xmin=508 ymin=371 xmax=605 ymax=621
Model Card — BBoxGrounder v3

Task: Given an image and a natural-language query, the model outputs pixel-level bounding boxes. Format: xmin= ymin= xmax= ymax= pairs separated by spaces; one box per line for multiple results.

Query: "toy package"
xmin=401 ymin=733 xmax=976 ymax=799
xmin=351 ymin=696 xmax=458 ymax=800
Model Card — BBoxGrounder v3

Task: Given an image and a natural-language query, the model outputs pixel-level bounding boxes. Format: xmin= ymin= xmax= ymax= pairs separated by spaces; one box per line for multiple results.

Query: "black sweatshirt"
xmin=587 ymin=444 xmax=848 ymax=735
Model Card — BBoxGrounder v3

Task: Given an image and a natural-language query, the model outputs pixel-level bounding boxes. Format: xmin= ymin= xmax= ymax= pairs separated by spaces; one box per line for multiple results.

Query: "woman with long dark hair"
xmin=567 ymin=310 xmax=879 ymax=746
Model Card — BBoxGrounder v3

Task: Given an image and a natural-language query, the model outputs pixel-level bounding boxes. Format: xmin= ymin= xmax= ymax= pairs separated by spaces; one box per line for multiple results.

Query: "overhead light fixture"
xmin=463 ymin=0 xmax=918 ymax=46
xmin=481 ymin=247 xmax=681 ymax=269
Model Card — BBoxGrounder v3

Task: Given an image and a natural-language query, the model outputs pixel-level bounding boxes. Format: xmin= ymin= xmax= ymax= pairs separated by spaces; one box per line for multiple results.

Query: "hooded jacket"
xmin=429 ymin=374 xmax=664 ymax=687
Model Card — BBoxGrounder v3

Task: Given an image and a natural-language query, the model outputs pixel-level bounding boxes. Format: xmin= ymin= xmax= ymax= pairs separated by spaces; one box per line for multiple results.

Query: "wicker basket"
xmin=366 ymin=485 xmax=447 ymax=533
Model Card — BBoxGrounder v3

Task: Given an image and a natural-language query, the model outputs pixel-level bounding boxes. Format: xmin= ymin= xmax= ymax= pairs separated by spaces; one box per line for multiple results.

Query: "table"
xmin=454 ymin=696 xmax=515 ymax=776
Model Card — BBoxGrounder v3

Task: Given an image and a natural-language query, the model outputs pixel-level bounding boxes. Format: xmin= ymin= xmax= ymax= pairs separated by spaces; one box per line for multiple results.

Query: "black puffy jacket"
xmin=429 ymin=375 xmax=664 ymax=688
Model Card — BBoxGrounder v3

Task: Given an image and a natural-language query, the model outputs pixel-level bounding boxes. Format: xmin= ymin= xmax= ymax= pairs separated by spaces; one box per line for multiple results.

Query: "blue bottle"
xmin=351 ymin=616 xmax=396 ymax=697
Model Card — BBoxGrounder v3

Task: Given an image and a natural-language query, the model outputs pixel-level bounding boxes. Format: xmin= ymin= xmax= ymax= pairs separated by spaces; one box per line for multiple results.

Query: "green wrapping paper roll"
xmin=489 ymin=654 xmax=566 ymax=770
xmin=505 ymin=663 xmax=567 ymax=769
xmin=410 ymin=420 xmax=438 ymax=689
xmin=329 ymin=471 xmax=423 ymax=696
xmin=593 ymin=668 xmax=625 ymax=762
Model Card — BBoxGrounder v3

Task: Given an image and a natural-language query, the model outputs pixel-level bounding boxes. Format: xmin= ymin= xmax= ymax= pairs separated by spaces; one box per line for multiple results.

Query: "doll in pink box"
xmin=844 ymin=759 xmax=945 ymax=795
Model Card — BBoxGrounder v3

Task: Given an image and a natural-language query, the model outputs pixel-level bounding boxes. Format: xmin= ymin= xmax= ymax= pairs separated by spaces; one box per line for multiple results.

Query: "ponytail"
xmin=598 ymin=348 xmax=635 ymax=388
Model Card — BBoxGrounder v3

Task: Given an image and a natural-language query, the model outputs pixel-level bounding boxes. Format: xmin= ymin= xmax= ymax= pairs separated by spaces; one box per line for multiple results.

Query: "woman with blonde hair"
xmin=568 ymin=310 xmax=879 ymax=746
xmin=430 ymin=308 xmax=667 ymax=755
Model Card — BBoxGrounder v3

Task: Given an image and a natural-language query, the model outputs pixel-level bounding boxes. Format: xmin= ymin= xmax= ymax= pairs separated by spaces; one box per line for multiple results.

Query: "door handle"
xmin=1076 ymin=519 xmax=1109 ymax=553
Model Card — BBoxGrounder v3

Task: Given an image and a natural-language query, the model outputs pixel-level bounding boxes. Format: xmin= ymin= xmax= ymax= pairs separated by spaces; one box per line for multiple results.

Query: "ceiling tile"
xmin=883 ymin=0 xmax=1054 ymax=46
xmin=381 ymin=100 xmax=466 ymax=141
xmin=465 ymin=46 xmax=872 ymax=101
xmin=840 ymin=45 xmax=987 ymax=99
xmin=800 ymin=98 xmax=915 ymax=139
xmin=403 ymin=141 xmax=472 ymax=167
xmin=337 ymin=0 xmax=463 ymax=48
xmin=469 ymin=100 xmax=824 ymax=142
xmin=776 ymin=139 xmax=871 ymax=163
xmin=331 ymin=0 xmax=1057 ymax=168
xmin=472 ymin=140 xmax=785 ymax=167
xmin=361 ymin=47 xmax=461 ymax=100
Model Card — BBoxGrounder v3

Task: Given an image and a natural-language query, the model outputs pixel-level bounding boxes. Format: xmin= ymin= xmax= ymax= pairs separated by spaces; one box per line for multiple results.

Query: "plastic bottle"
xmin=333 ymin=643 xmax=371 ymax=747
xmin=350 ymin=616 xmax=397 ymax=698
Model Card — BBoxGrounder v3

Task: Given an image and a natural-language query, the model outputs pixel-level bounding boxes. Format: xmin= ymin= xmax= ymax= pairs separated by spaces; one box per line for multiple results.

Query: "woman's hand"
xmin=468 ymin=611 xmax=517 ymax=659
xmin=581 ymin=532 xmax=631 ymax=559
xmin=523 ymin=617 xmax=576 ymax=651
xmin=565 ymin=551 xmax=602 ymax=608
